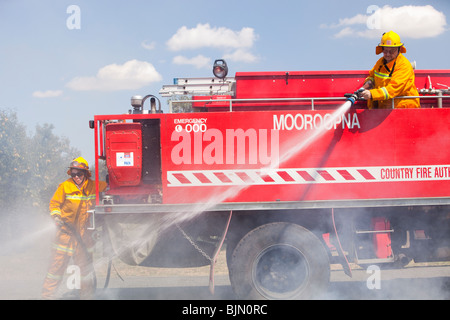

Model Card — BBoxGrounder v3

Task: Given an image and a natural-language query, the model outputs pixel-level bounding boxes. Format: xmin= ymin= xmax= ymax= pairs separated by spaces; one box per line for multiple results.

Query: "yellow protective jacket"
xmin=49 ymin=178 xmax=107 ymax=235
xmin=366 ymin=53 xmax=420 ymax=109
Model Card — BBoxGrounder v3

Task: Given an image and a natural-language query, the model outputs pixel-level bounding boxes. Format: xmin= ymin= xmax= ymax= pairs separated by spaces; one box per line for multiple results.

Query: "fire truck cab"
xmin=90 ymin=60 xmax=450 ymax=299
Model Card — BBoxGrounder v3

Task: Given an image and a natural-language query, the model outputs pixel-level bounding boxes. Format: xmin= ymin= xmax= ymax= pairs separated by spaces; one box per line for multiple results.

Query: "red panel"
xmin=161 ymin=108 xmax=450 ymax=204
xmin=94 ymin=70 xmax=450 ymax=205
xmin=105 ymin=122 xmax=142 ymax=187
xmin=371 ymin=217 xmax=392 ymax=259
xmin=235 ymin=70 xmax=368 ymax=98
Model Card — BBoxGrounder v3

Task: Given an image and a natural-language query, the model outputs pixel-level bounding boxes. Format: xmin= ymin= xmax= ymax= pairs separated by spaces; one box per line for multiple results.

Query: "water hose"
xmin=61 ymin=222 xmax=122 ymax=292
xmin=61 ymin=221 xmax=98 ymax=291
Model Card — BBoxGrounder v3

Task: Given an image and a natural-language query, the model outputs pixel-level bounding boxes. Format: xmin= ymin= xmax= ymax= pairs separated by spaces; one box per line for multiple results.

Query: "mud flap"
xmin=104 ymin=214 xmax=162 ymax=265
xmin=209 ymin=211 xmax=233 ymax=295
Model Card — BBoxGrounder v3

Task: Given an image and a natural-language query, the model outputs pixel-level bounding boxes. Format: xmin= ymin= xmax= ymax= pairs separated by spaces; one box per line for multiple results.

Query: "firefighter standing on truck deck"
xmin=42 ymin=157 xmax=107 ymax=300
xmin=360 ymin=31 xmax=420 ymax=109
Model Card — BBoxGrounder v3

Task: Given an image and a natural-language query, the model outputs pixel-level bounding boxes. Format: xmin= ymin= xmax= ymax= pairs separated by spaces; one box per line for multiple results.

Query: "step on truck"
xmin=89 ymin=60 xmax=450 ymax=299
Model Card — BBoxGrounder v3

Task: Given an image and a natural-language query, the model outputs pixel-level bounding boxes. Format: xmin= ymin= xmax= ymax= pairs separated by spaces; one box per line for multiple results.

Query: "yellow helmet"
xmin=67 ymin=156 xmax=91 ymax=177
xmin=376 ymin=31 xmax=406 ymax=55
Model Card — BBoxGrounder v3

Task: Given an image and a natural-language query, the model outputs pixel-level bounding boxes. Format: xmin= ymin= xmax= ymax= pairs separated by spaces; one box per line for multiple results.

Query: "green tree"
xmin=0 ymin=109 xmax=80 ymax=242
xmin=0 ymin=110 xmax=30 ymax=239
xmin=25 ymin=123 xmax=80 ymax=211
xmin=170 ymin=95 xmax=193 ymax=113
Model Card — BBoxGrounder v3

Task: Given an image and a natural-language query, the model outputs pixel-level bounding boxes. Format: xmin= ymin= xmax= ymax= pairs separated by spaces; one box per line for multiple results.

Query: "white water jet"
xmin=0 ymin=221 xmax=55 ymax=255
xmin=107 ymin=102 xmax=354 ymax=264
xmin=164 ymin=101 xmax=354 ymax=226
xmin=278 ymin=100 xmax=353 ymax=166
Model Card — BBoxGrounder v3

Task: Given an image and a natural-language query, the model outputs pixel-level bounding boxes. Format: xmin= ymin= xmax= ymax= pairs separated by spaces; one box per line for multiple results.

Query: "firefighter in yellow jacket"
xmin=360 ymin=31 xmax=420 ymax=109
xmin=42 ymin=157 xmax=107 ymax=299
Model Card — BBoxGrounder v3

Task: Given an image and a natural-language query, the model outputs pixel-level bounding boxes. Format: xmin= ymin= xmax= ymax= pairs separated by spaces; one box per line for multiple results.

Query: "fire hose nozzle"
xmin=345 ymin=88 xmax=365 ymax=105
xmin=345 ymin=93 xmax=359 ymax=105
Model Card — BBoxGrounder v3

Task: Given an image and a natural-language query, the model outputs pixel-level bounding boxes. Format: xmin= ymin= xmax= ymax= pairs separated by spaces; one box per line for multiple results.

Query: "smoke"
xmin=323 ymin=265 xmax=450 ymax=300
xmin=0 ymin=209 xmax=55 ymax=299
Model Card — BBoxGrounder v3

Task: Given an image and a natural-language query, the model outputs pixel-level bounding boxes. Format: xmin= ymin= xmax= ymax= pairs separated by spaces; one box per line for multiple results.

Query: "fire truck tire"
xmin=229 ymin=222 xmax=330 ymax=300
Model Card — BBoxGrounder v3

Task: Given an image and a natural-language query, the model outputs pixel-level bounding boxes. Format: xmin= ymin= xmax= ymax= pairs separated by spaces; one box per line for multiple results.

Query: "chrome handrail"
xmin=391 ymin=94 xmax=450 ymax=108
xmin=169 ymin=96 xmax=349 ymax=112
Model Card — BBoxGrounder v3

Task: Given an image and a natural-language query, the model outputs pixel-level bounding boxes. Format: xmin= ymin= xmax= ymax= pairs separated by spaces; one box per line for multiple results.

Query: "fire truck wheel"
xmin=229 ymin=222 xmax=330 ymax=300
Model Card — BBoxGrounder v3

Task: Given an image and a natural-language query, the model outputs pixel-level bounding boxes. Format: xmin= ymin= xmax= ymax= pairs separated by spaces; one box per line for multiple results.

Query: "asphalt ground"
xmin=91 ymin=264 xmax=450 ymax=300
xmin=0 ymin=218 xmax=449 ymax=300
xmin=1 ymin=247 xmax=449 ymax=300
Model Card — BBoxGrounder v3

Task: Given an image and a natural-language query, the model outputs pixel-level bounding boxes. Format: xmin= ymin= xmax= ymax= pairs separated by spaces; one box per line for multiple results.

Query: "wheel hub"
xmin=252 ymin=244 xmax=309 ymax=299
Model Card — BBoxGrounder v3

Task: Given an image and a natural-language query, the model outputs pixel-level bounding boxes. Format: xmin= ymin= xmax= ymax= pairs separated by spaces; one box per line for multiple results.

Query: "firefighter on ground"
xmin=42 ymin=157 xmax=107 ymax=299
xmin=360 ymin=31 xmax=420 ymax=109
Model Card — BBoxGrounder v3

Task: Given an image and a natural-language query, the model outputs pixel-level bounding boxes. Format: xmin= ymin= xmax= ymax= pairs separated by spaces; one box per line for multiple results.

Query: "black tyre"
xmin=229 ymin=222 xmax=330 ymax=299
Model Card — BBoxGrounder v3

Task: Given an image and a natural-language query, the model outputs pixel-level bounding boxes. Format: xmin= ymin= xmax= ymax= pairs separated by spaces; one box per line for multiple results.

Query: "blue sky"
xmin=0 ymin=0 xmax=449 ymax=164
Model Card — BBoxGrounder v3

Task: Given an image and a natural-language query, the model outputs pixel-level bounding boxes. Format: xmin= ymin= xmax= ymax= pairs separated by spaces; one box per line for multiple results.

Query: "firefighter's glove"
xmin=354 ymin=88 xmax=365 ymax=98
xmin=53 ymin=215 xmax=64 ymax=228
xmin=360 ymin=90 xmax=372 ymax=100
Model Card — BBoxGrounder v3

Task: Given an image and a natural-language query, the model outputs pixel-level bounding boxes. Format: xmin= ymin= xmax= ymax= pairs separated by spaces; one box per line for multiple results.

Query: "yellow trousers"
xmin=42 ymin=228 xmax=95 ymax=299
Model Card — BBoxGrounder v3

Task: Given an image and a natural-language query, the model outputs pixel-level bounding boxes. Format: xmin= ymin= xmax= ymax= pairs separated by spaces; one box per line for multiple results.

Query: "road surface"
xmin=0 ymin=221 xmax=448 ymax=300
xmin=92 ymin=264 xmax=450 ymax=300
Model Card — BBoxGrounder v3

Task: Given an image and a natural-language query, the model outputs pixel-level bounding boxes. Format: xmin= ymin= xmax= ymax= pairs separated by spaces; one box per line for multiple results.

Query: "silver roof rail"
xmin=159 ymin=77 xmax=236 ymax=97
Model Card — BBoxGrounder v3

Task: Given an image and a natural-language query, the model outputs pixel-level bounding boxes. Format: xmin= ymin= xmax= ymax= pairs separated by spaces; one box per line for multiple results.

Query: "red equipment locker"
xmin=371 ymin=217 xmax=393 ymax=259
xmin=105 ymin=122 xmax=142 ymax=187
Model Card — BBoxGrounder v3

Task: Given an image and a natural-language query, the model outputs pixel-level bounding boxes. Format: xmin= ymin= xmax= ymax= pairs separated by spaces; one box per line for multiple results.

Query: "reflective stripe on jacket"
xmin=365 ymin=53 xmax=420 ymax=109
xmin=49 ymin=178 xmax=107 ymax=234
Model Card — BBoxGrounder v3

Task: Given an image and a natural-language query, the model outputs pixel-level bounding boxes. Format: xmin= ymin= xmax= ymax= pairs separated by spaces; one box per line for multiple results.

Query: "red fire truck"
xmin=90 ymin=60 xmax=450 ymax=299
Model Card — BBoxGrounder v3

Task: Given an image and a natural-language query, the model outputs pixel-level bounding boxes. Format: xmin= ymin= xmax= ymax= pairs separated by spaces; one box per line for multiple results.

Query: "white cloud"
xmin=166 ymin=23 xmax=259 ymax=66
xmin=32 ymin=90 xmax=63 ymax=98
xmin=167 ymin=23 xmax=257 ymax=51
xmin=141 ymin=40 xmax=156 ymax=50
xmin=66 ymin=59 xmax=162 ymax=91
xmin=223 ymin=49 xmax=258 ymax=63
xmin=173 ymin=55 xmax=211 ymax=69
xmin=332 ymin=27 xmax=355 ymax=39
xmin=321 ymin=14 xmax=367 ymax=29
xmin=324 ymin=5 xmax=447 ymax=39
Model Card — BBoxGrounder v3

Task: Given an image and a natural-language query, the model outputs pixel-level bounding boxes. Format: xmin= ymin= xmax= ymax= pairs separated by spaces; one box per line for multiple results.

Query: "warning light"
xmin=213 ymin=59 xmax=228 ymax=79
